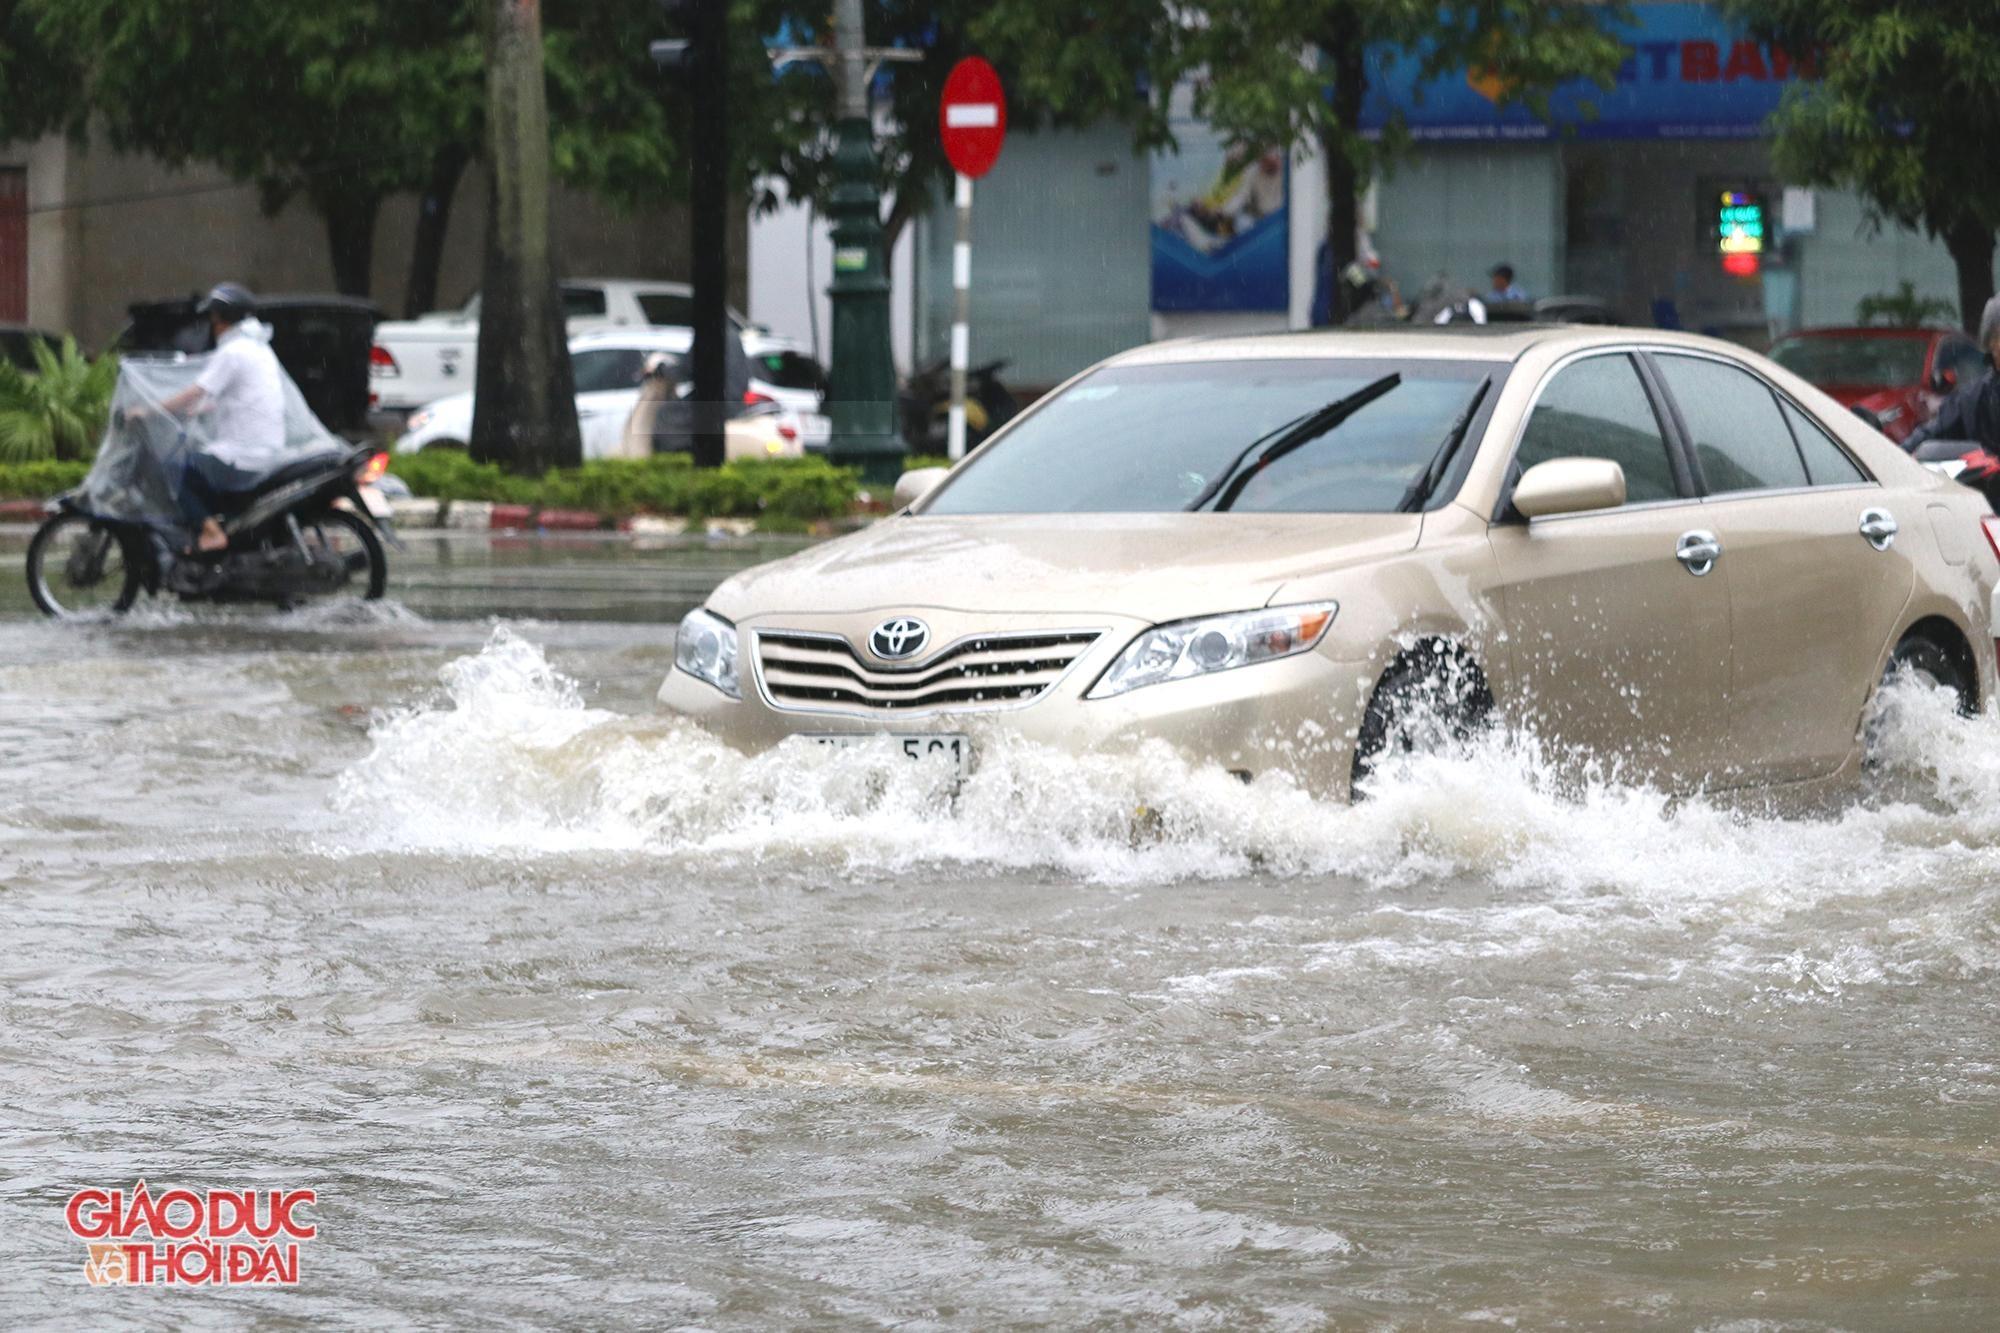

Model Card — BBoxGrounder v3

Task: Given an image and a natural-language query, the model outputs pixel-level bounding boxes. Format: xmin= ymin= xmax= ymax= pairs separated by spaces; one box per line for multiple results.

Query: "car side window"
xmin=1514 ymin=354 xmax=1679 ymax=504
xmin=561 ymin=286 xmax=609 ymax=320
xmin=1779 ymin=398 xmax=1869 ymax=486
xmin=570 ymin=348 xmax=649 ymax=393
xmin=1653 ymin=354 xmax=1808 ymax=493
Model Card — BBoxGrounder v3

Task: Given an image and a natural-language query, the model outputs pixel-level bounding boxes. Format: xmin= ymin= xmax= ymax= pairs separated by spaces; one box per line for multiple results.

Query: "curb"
xmin=443 ymin=499 xmax=493 ymax=530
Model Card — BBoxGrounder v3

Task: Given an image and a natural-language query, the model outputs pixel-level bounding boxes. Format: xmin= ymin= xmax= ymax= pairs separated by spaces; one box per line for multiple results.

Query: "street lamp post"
xmin=823 ymin=0 xmax=905 ymax=487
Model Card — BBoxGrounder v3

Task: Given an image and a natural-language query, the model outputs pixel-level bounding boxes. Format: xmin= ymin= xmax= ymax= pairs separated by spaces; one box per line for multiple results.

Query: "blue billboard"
xmin=1360 ymin=3 xmax=1814 ymax=141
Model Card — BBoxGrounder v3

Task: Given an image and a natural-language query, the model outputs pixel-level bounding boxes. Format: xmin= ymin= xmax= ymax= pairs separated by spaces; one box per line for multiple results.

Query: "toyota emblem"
xmin=868 ymin=617 xmax=930 ymax=661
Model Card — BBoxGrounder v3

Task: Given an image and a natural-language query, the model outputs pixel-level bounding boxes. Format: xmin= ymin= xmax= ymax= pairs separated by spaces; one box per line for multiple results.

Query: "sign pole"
xmin=937 ymin=57 xmax=1006 ymax=462
xmin=948 ymin=172 xmax=973 ymax=460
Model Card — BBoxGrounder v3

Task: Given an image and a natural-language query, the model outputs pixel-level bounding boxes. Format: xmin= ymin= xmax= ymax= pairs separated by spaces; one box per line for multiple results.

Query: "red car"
xmin=1766 ymin=325 xmax=1987 ymax=444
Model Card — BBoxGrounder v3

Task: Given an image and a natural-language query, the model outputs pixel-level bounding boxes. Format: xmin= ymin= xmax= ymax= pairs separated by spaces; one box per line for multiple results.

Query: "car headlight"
xmin=406 ymin=408 xmax=433 ymax=433
xmin=674 ymin=607 xmax=740 ymax=698
xmin=1087 ymin=602 xmax=1337 ymax=699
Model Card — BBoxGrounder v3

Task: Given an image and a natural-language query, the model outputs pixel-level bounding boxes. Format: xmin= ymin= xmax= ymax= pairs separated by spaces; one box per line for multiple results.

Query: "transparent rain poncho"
xmin=79 ymin=333 xmax=343 ymax=533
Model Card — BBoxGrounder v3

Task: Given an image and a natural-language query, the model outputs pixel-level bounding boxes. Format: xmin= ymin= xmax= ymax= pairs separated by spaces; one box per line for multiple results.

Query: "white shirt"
xmin=194 ymin=322 xmax=287 ymax=466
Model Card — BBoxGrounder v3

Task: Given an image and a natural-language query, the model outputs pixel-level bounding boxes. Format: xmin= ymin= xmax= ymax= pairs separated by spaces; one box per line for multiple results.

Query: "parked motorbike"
xmin=27 ymin=403 xmax=395 ymax=618
xmin=898 ymin=357 xmax=1021 ymax=454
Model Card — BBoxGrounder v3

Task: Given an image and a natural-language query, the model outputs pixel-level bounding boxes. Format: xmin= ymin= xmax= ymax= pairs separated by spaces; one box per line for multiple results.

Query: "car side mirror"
xmin=893 ymin=467 xmax=949 ymax=510
xmin=1512 ymin=458 xmax=1627 ymax=519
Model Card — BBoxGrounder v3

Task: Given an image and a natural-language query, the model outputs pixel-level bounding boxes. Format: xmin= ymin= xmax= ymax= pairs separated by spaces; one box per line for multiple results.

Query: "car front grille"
xmin=754 ymin=629 xmax=1101 ymax=714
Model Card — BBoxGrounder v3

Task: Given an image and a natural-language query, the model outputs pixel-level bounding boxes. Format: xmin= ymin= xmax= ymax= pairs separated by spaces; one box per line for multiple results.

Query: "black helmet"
xmin=197 ymin=282 xmax=256 ymax=323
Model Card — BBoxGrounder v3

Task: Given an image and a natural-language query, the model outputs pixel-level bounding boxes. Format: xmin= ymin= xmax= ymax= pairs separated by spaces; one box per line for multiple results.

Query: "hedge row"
xmin=0 ymin=459 xmax=90 ymax=499
xmin=387 ymin=451 xmax=863 ymax=523
xmin=0 ymin=453 xmax=896 ymax=531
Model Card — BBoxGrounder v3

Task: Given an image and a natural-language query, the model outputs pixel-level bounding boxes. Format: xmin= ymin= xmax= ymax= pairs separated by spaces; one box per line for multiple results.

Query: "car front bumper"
xmin=657 ymin=616 xmax=1379 ymax=799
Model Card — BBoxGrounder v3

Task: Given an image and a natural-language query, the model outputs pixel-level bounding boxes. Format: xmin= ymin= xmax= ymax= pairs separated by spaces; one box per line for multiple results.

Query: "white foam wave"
xmin=333 ymin=628 xmax=2000 ymax=923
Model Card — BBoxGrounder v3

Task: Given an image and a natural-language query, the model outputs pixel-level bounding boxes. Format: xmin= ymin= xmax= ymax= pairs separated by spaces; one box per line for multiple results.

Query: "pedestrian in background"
xmin=1488 ymin=263 xmax=1529 ymax=303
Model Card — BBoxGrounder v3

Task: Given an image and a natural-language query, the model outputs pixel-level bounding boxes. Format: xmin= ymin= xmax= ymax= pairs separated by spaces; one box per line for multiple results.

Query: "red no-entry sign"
xmin=939 ymin=57 xmax=1007 ymax=179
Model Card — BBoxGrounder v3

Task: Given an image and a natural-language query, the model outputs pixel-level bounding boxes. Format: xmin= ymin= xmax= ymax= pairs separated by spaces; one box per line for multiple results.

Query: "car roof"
xmin=567 ymin=327 xmax=807 ymax=354
xmin=1105 ymin=324 xmax=1760 ymax=367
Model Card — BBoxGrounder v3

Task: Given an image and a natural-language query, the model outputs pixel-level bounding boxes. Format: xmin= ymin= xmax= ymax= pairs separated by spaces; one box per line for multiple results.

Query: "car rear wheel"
xmin=1350 ymin=646 xmax=1494 ymax=795
xmin=1864 ymin=632 xmax=1975 ymax=768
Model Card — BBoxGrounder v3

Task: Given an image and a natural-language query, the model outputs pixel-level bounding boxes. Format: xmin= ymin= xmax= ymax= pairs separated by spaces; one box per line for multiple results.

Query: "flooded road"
xmin=2 ymin=531 xmax=1998 ymax=1326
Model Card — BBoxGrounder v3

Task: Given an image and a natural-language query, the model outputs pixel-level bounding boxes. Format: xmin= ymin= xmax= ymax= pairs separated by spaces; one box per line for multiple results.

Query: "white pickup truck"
xmin=368 ymin=278 xmax=751 ymax=416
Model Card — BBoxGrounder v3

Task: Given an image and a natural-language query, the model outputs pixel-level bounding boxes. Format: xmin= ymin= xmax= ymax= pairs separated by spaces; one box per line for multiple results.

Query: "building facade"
xmin=890 ymin=1 xmax=1984 ymax=395
xmin=0 ymin=132 xmax=728 ymax=351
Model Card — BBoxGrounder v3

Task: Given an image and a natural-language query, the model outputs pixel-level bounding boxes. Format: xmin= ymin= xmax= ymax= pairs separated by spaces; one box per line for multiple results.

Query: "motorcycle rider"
xmin=149 ymin=282 xmax=286 ymax=553
xmin=1906 ymin=294 xmax=2000 ymax=453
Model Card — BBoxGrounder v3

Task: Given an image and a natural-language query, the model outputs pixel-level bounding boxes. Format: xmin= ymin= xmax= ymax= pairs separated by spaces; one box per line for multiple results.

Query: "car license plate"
xmin=807 ymin=733 xmax=972 ymax=776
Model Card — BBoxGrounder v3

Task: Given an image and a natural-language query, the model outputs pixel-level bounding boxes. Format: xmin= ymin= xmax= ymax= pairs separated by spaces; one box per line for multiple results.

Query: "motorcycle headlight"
xmin=1087 ymin=602 xmax=1337 ymax=700
xmin=674 ymin=607 xmax=740 ymax=699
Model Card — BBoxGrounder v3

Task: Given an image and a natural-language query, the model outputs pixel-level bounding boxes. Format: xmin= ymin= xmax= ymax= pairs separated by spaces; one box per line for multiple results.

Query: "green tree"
xmin=0 ymin=0 xmax=85 ymax=142
xmin=1731 ymin=0 xmax=2000 ymax=334
xmin=1176 ymin=1 xmax=1629 ymax=321
xmin=34 ymin=0 xmax=476 ymax=297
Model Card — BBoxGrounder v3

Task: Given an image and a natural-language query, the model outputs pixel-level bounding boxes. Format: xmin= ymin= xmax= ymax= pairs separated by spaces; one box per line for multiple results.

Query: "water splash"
xmin=335 ymin=628 xmax=2000 ymax=914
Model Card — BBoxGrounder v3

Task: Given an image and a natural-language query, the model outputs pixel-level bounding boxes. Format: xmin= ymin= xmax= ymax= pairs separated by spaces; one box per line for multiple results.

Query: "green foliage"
xmin=1857 ymin=281 xmax=1958 ymax=328
xmin=1179 ymin=1 xmax=1629 ymax=167
xmin=387 ymin=452 xmax=862 ymax=524
xmin=0 ymin=458 xmax=90 ymax=498
xmin=0 ymin=0 xmax=85 ymax=142
xmin=1730 ymin=0 xmax=2000 ymax=328
xmin=0 ymin=339 xmax=119 ymax=463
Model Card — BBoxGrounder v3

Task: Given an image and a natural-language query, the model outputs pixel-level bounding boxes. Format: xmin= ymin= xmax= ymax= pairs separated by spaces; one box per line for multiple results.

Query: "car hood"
xmin=707 ymin=512 xmax=1424 ymax=624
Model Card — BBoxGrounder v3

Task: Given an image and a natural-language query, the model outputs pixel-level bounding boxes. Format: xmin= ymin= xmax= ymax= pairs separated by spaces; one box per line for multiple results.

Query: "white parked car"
xmin=395 ymin=328 xmax=831 ymax=460
xmin=369 ymin=278 xmax=755 ymax=414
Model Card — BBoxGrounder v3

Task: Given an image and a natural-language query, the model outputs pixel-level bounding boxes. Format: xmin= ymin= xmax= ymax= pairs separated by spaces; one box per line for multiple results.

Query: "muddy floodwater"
xmin=2 ymin=530 xmax=1998 ymax=1326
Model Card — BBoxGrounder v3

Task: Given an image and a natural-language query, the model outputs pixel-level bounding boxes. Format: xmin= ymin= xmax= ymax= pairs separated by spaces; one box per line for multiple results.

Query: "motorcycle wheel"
xmin=26 ymin=514 xmax=142 ymax=618
xmin=302 ymin=508 xmax=387 ymax=602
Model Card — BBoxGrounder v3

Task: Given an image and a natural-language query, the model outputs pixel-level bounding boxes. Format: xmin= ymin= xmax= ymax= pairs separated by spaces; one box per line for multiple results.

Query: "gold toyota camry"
xmin=660 ymin=327 xmax=2000 ymax=798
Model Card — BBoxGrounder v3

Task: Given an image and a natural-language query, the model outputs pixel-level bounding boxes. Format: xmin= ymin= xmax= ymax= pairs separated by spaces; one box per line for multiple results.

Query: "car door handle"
xmin=1676 ymin=529 xmax=1721 ymax=576
xmin=1859 ymin=507 xmax=1898 ymax=551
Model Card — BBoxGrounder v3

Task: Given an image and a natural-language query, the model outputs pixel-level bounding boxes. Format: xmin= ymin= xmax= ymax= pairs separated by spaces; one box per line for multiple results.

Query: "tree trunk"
xmin=1943 ymin=219 xmax=1997 ymax=337
xmin=470 ymin=0 xmax=580 ymax=473
xmin=319 ymin=189 xmax=381 ymax=298
xmin=405 ymin=146 xmax=469 ymax=318
xmin=1319 ymin=17 xmax=1366 ymax=326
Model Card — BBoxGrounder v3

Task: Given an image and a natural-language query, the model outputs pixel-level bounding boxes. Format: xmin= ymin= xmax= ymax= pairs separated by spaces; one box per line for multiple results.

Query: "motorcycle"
xmin=26 ymin=358 xmax=397 ymax=618
xmin=897 ymin=357 xmax=1021 ymax=454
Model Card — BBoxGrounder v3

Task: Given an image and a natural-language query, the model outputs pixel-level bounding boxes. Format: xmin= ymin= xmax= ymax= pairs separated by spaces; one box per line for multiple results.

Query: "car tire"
xmin=1865 ymin=632 xmax=1975 ymax=768
xmin=1350 ymin=646 xmax=1494 ymax=794
xmin=422 ymin=438 xmax=467 ymax=452
xmin=1883 ymin=634 xmax=1974 ymax=713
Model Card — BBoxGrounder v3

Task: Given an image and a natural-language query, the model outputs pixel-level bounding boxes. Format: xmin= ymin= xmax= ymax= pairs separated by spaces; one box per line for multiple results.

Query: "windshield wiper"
xmin=1396 ymin=376 xmax=1491 ymax=513
xmin=1186 ymin=373 xmax=1401 ymax=513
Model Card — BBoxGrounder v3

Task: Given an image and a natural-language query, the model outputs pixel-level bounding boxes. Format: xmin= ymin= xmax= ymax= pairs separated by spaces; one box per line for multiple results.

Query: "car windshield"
xmin=922 ymin=357 xmax=1503 ymax=514
xmin=1768 ymin=335 xmax=1928 ymax=388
